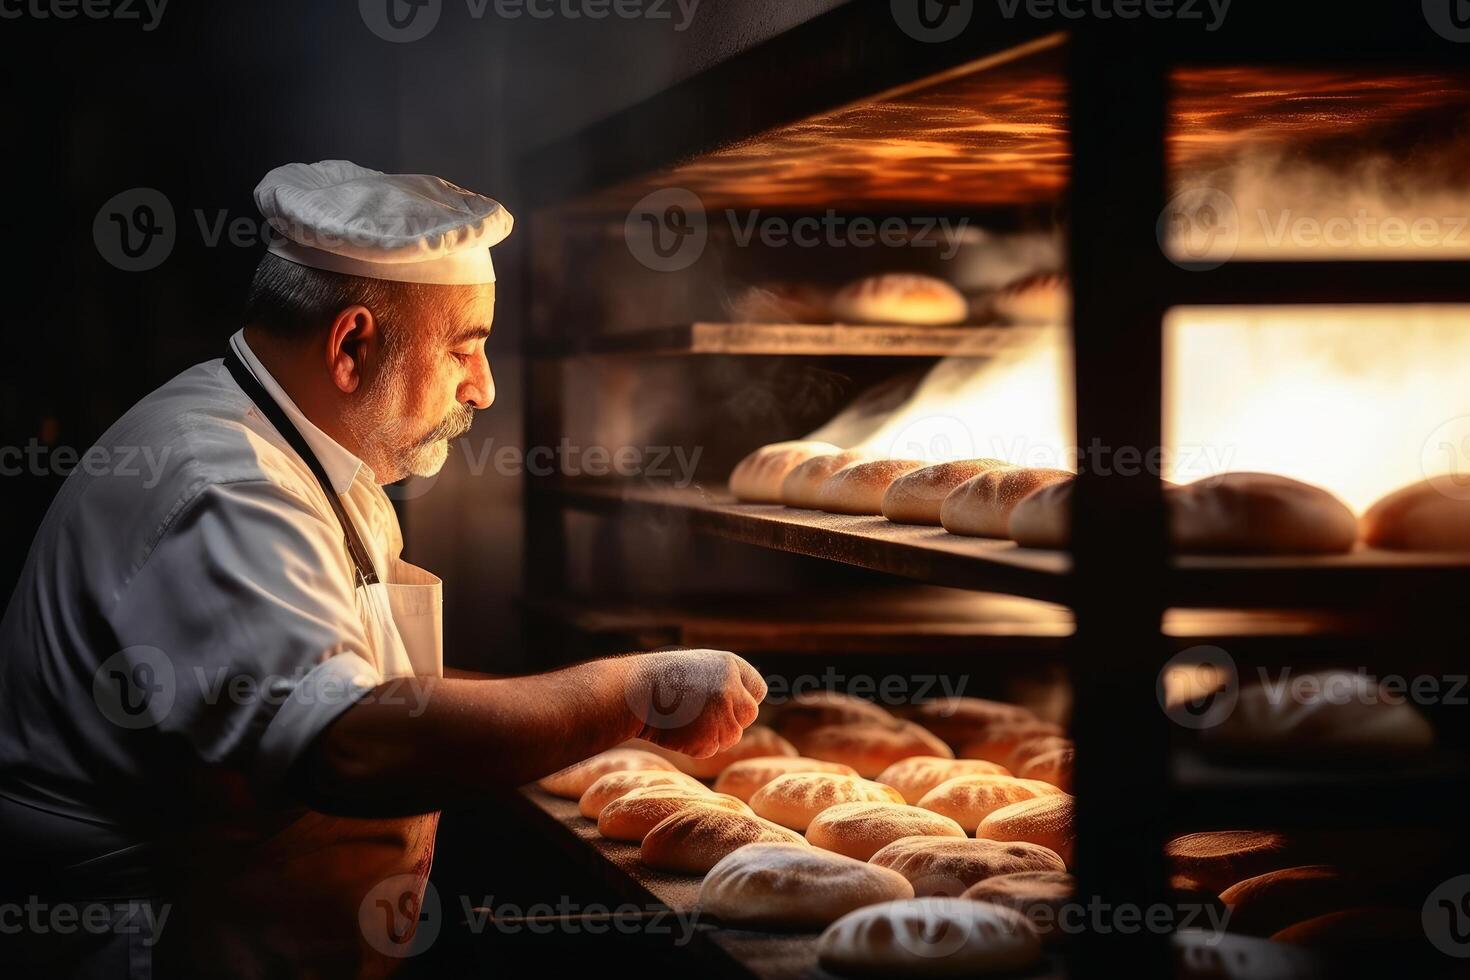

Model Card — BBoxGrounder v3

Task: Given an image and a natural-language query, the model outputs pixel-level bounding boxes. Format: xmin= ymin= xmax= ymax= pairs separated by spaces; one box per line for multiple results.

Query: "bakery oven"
xmin=501 ymin=5 xmax=1470 ymax=979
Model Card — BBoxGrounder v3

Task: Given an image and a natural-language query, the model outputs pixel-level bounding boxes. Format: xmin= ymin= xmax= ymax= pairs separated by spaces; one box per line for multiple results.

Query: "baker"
xmin=0 ymin=160 xmax=766 ymax=978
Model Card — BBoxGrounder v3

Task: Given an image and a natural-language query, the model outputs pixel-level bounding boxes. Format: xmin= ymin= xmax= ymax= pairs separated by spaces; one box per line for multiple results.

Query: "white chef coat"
xmin=0 ymin=330 xmax=444 ymax=978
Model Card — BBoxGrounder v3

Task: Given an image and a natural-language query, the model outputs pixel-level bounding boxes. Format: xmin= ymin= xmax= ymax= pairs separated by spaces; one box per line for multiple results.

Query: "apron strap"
xmin=223 ymin=347 xmax=380 ymax=587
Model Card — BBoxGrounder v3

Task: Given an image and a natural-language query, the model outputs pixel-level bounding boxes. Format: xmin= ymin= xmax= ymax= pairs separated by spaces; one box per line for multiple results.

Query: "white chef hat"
xmin=254 ymin=160 xmax=513 ymax=285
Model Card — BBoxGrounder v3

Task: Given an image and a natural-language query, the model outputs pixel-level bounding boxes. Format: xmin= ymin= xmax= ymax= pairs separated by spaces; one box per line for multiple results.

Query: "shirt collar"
xmin=228 ymin=329 xmax=369 ymax=494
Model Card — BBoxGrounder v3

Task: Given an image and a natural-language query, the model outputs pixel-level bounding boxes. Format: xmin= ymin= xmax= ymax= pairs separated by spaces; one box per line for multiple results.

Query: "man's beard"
xmin=343 ymin=349 xmax=474 ymax=483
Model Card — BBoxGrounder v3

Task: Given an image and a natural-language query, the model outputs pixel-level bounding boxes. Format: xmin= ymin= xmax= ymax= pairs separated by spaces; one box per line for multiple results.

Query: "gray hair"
xmin=243 ymin=252 xmax=432 ymax=341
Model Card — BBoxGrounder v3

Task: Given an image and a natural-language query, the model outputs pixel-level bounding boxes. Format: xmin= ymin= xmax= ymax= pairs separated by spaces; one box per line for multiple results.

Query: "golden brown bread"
xmin=781 ymin=451 xmax=872 ymax=509
xmin=712 ymin=756 xmax=860 ymax=802
xmin=1006 ymin=735 xmax=1071 ymax=771
xmin=792 ymin=721 xmax=953 ymax=777
xmin=830 ymin=273 xmax=968 ymax=326
xmin=817 ymin=898 xmax=1044 ymax=977
xmin=1362 ymin=478 xmax=1470 ymax=551
xmin=875 ymin=756 xmax=1011 ymax=804
xmin=917 ymin=775 xmax=1063 ymax=830
xmin=1218 ymin=865 xmax=1371 ymax=938
xmin=977 ymin=795 xmax=1076 ymax=867
xmin=597 ymin=788 xmax=751 ymax=842
xmin=730 ymin=440 xmax=843 ymax=503
xmin=816 ymin=459 xmax=927 ymax=515
xmin=957 ymin=721 xmax=1065 ymax=766
xmin=640 ymin=807 xmax=807 ymax=874
xmin=699 ymin=842 xmax=914 ymax=929
xmin=893 ymin=697 xmax=1037 ymax=750
xmin=869 ymin=836 xmax=1067 ymax=897
xmin=577 ymin=769 xmax=709 ymax=819
xmin=993 ymin=272 xmax=1068 ymax=326
xmin=941 ymin=468 xmax=1074 ymax=538
xmin=1016 ymin=746 xmax=1074 ymax=792
xmin=806 ymin=801 xmax=967 ymax=861
xmin=1165 ymin=831 xmax=1297 ymax=894
xmin=962 ymin=870 xmax=1074 ymax=946
xmin=765 ymin=690 xmax=903 ymax=739
xmin=537 ymin=748 xmax=679 ymax=800
xmin=749 ymin=771 xmax=905 ymax=831
xmin=881 ymin=460 xmax=1015 ymax=526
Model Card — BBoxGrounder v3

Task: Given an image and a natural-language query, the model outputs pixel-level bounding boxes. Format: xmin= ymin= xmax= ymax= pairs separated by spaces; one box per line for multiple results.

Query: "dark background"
xmin=0 ymin=0 xmax=846 ymax=670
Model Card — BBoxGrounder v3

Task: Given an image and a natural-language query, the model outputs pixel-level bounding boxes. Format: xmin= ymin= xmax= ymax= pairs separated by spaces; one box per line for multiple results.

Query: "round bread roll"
xmin=1271 ymin=906 xmax=1426 ymax=953
xmin=917 ymin=774 xmax=1063 ymax=829
xmin=1201 ymin=671 xmax=1434 ymax=761
xmin=713 ymin=756 xmax=860 ymax=802
xmin=749 ymin=771 xmax=905 ymax=831
xmin=977 ymin=795 xmax=1076 ymax=867
xmin=781 ymin=451 xmax=872 ymax=509
xmin=537 ymin=748 xmax=679 ymax=800
xmin=893 ymin=697 xmax=1037 ymax=750
xmin=1170 ymin=473 xmax=1358 ymax=555
xmin=831 ymin=274 xmax=968 ymax=326
xmin=1016 ymin=746 xmax=1074 ymax=792
xmin=816 ymin=458 xmax=928 ymax=516
xmin=661 ymin=724 xmax=799 ymax=779
xmin=1219 ymin=865 xmax=1370 ymax=938
xmin=993 ymin=272 xmax=1068 ymax=326
xmin=806 ymin=801 xmax=967 ymax=861
xmin=1006 ymin=478 xmax=1074 ymax=548
xmin=962 ymin=870 xmax=1074 ymax=946
xmin=817 ymin=897 xmax=1043 ymax=977
xmin=1165 ymin=831 xmax=1297 ymax=894
xmin=730 ymin=440 xmax=843 ymax=503
xmin=1006 ymin=734 xmax=1071 ymax=771
xmin=726 ymin=282 xmax=832 ymax=324
xmin=578 ymin=769 xmax=708 ymax=819
xmin=881 ymin=460 xmax=1015 ymax=526
xmin=765 ymin=690 xmax=903 ymax=739
xmin=640 ymin=807 xmax=807 ymax=874
xmin=597 ymin=787 xmax=751 ymax=842
xmin=698 ymin=842 xmax=914 ymax=930
xmin=793 ymin=721 xmax=953 ymax=778
xmin=941 ymin=468 xmax=1074 ymax=538
xmin=1362 ymin=478 xmax=1470 ymax=551
xmin=876 ymin=756 xmax=1011 ymax=804
xmin=870 ymin=836 xmax=1067 ymax=897
xmin=957 ymin=721 xmax=1066 ymax=766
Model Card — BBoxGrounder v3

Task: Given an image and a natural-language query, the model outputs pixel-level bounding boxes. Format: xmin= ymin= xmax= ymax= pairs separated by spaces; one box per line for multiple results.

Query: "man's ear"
xmin=325 ymin=305 xmax=377 ymax=394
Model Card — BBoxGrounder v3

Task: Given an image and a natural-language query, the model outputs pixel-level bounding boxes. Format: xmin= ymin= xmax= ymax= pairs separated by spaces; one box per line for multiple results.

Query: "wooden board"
xmin=551 ymin=323 xmax=1041 ymax=358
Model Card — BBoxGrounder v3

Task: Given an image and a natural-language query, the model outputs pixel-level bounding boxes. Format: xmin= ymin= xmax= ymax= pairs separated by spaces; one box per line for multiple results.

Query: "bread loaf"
xmin=781 ymin=451 xmax=872 ymax=508
xmin=749 ymin=771 xmax=904 ymax=831
xmin=881 ymin=460 xmax=1015 ymax=526
xmin=831 ymin=274 xmax=968 ymax=326
xmin=640 ymin=807 xmax=807 ymax=874
xmin=917 ymin=774 xmax=1063 ymax=830
xmin=578 ymin=769 xmax=708 ymax=819
xmin=1016 ymin=746 xmax=1074 ymax=792
xmin=765 ymin=690 xmax=902 ymax=739
xmin=1362 ymin=478 xmax=1470 ymax=551
xmin=941 ymin=468 xmax=1074 ymax=538
xmin=957 ymin=721 xmax=1065 ymax=767
xmin=537 ymin=748 xmax=678 ymax=800
xmin=698 ymin=842 xmax=913 ymax=929
xmin=870 ymin=836 xmax=1066 ymax=897
xmin=793 ymin=721 xmax=953 ymax=777
xmin=816 ymin=458 xmax=927 ymax=515
xmin=875 ymin=756 xmax=1011 ymax=804
xmin=806 ymin=801 xmax=967 ymax=861
xmin=817 ymin=898 xmax=1043 ymax=977
xmin=597 ymin=787 xmax=751 ymax=842
xmin=730 ymin=440 xmax=843 ymax=503
xmin=712 ymin=756 xmax=860 ymax=802
xmin=1165 ymin=831 xmax=1296 ymax=893
xmin=977 ymin=795 xmax=1076 ymax=867
xmin=962 ymin=870 xmax=1074 ymax=946
xmin=661 ymin=724 xmax=798 ymax=779
xmin=893 ymin=697 xmax=1037 ymax=750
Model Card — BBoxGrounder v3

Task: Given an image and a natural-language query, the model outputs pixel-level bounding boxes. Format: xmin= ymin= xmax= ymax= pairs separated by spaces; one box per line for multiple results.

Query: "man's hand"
xmin=622 ymin=649 xmax=767 ymax=759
